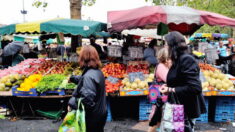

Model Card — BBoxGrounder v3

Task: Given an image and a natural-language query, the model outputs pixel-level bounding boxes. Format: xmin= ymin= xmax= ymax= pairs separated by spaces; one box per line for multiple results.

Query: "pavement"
xmin=0 ymin=119 xmax=234 ymax=132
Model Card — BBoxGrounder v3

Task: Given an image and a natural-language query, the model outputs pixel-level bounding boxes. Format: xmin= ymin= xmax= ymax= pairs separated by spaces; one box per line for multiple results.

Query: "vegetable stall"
xmin=0 ymin=9 xmax=235 ymax=122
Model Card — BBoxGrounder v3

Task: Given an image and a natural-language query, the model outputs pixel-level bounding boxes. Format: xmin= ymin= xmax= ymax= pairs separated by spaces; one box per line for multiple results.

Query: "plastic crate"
xmin=196 ymin=97 xmax=209 ymax=123
xmin=106 ymin=99 xmax=112 ymax=122
xmin=139 ymin=98 xmax=152 ymax=121
xmin=215 ymin=105 xmax=234 ymax=114
xmin=216 ymin=97 xmax=234 ymax=105
xmin=215 ymin=97 xmax=235 ymax=115
xmin=12 ymin=86 xmax=38 ymax=96
xmin=215 ymin=113 xmax=235 ymax=122
xmin=139 ymin=113 xmax=150 ymax=121
xmin=36 ymin=110 xmax=62 ymax=119
xmin=196 ymin=113 xmax=208 ymax=123
xmin=40 ymin=89 xmax=65 ymax=96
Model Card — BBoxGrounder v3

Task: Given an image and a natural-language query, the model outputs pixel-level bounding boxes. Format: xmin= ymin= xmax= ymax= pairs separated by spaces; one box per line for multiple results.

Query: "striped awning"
xmin=108 ymin=5 xmax=235 ymax=35
xmin=0 ymin=18 xmax=107 ymax=37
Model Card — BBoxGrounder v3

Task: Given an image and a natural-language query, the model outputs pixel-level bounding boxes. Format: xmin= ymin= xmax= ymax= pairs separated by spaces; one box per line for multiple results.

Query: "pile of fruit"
xmin=73 ymin=67 xmax=83 ymax=75
xmin=0 ymin=74 xmax=25 ymax=91
xmin=121 ymin=73 xmax=154 ymax=90
xmin=34 ymin=60 xmax=57 ymax=75
xmin=199 ymin=63 xmax=217 ymax=71
xmin=127 ymin=63 xmax=149 ymax=74
xmin=102 ymin=63 xmax=126 ymax=78
xmin=36 ymin=74 xmax=66 ymax=93
xmin=105 ymin=77 xmax=122 ymax=93
xmin=202 ymin=70 xmax=234 ymax=91
xmin=48 ymin=62 xmax=71 ymax=74
xmin=17 ymin=74 xmax=42 ymax=91
xmin=0 ymin=59 xmax=45 ymax=78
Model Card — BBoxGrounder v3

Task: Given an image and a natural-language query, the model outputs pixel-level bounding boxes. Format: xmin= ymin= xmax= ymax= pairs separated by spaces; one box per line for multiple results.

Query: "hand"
xmin=67 ymin=106 xmax=72 ymax=112
xmin=159 ymin=84 xmax=169 ymax=94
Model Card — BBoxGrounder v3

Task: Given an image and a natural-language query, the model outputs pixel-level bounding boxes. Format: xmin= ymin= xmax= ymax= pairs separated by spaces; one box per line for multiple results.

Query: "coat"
xmin=69 ymin=68 xmax=107 ymax=132
xmin=167 ymin=53 xmax=207 ymax=119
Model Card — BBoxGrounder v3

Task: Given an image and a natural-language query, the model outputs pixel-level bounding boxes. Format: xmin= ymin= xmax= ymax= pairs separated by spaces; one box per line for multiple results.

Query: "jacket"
xmin=167 ymin=53 xmax=207 ymax=118
xmin=69 ymin=68 xmax=107 ymax=121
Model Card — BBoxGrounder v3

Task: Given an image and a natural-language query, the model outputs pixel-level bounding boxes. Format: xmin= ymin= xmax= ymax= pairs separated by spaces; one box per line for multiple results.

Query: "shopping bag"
xmin=159 ymin=92 xmax=184 ymax=132
xmin=58 ymin=98 xmax=86 ymax=132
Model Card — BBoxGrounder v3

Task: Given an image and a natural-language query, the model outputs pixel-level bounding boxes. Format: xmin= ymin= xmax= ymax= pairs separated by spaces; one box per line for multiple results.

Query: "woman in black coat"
xmin=68 ymin=45 xmax=107 ymax=132
xmin=159 ymin=31 xmax=207 ymax=131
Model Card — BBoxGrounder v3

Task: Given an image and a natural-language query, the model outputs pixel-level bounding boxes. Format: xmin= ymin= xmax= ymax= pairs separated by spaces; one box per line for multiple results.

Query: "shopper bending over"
xmin=160 ymin=31 xmax=207 ymax=132
xmin=68 ymin=45 xmax=107 ymax=132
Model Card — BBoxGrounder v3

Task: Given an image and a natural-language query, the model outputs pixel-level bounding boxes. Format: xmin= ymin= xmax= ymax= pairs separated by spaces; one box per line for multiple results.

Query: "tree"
xmin=146 ymin=0 xmax=235 ymax=36
xmin=33 ymin=0 xmax=96 ymax=52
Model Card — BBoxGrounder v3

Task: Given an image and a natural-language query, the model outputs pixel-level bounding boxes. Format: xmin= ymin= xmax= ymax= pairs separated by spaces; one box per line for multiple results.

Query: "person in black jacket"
xmin=159 ymin=31 xmax=207 ymax=132
xmin=68 ymin=45 xmax=107 ymax=132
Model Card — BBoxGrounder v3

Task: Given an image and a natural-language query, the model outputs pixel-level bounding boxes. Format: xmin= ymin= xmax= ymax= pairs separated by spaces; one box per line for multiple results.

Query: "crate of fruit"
xmin=128 ymin=47 xmax=144 ymax=59
xmin=127 ymin=61 xmax=149 ymax=74
xmin=39 ymin=89 xmax=65 ymax=96
xmin=12 ymin=86 xmax=38 ymax=96
xmin=107 ymin=45 xmax=122 ymax=57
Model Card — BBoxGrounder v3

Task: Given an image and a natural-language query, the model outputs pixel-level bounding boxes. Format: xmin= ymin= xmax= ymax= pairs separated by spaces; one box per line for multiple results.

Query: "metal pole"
xmin=22 ymin=0 xmax=25 ymax=22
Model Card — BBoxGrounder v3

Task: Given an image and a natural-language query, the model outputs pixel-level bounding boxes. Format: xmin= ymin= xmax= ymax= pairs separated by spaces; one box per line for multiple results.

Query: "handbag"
xmin=159 ymin=92 xmax=185 ymax=132
xmin=58 ymin=98 xmax=86 ymax=132
xmin=148 ymin=65 xmax=164 ymax=104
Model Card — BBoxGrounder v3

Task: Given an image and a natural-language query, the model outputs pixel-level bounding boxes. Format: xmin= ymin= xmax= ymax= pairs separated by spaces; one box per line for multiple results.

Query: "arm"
xmin=79 ymin=76 xmax=97 ymax=110
xmin=174 ymin=55 xmax=202 ymax=96
xmin=156 ymin=64 xmax=168 ymax=82
xmin=69 ymin=75 xmax=81 ymax=84
xmin=68 ymin=76 xmax=97 ymax=110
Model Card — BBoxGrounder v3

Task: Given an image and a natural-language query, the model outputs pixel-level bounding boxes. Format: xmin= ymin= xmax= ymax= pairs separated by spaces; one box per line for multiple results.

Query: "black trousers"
xmin=86 ymin=115 xmax=107 ymax=132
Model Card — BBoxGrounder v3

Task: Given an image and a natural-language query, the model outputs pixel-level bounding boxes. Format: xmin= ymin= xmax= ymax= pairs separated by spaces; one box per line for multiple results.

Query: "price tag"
xmin=107 ymin=46 xmax=122 ymax=57
xmin=128 ymin=47 xmax=143 ymax=59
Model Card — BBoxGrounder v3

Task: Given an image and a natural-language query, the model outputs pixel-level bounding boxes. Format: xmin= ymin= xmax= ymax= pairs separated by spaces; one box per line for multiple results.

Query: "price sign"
xmin=107 ymin=46 xmax=122 ymax=57
xmin=128 ymin=47 xmax=143 ymax=59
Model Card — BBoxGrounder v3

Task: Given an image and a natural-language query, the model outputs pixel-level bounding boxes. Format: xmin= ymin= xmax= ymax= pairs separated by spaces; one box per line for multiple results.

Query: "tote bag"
xmin=159 ymin=92 xmax=184 ymax=132
xmin=58 ymin=98 xmax=86 ymax=132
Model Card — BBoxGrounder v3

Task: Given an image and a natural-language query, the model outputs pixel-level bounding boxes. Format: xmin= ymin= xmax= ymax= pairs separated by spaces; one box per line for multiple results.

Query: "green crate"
xmin=36 ymin=110 xmax=62 ymax=119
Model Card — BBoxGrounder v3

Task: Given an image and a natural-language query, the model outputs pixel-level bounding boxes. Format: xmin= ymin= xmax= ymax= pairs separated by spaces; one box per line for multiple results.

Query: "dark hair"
xmin=165 ymin=31 xmax=187 ymax=62
xmin=149 ymin=39 xmax=157 ymax=48
xmin=78 ymin=45 xmax=102 ymax=69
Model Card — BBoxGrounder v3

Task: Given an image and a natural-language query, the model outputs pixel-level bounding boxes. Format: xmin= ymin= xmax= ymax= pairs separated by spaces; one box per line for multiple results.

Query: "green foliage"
xmin=32 ymin=0 xmax=96 ymax=8
xmin=36 ymin=74 xmax=66 ymax=93
xmin=32 ymin=0 xmax=47 ymax=8
xmin=145 ymin=0 xmax=176 ymax=5
xmin=82 ymin=0 xmax=96 ymax=6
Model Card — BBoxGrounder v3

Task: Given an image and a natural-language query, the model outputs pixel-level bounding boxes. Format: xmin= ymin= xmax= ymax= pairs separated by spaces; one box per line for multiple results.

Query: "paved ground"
xmin=0 ymin=119 xmax=234 ymax=132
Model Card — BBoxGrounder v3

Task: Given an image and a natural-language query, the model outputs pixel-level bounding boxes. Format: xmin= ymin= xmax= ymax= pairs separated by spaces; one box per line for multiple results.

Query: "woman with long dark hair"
xmin=68 ymin=45 xmax=107 ymax=132
xmin=159 ymin=31 xmax=207 ymax=132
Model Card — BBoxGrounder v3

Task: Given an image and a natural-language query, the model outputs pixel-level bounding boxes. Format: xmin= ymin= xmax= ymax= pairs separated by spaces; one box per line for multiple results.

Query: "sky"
xmin=0 ymin=0 xmax=153 ymax=24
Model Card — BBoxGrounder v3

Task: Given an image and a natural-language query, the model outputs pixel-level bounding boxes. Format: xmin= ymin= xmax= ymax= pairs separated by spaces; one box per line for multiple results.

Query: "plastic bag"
xmin=58 ymin=98 xmax=86 ymax=132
